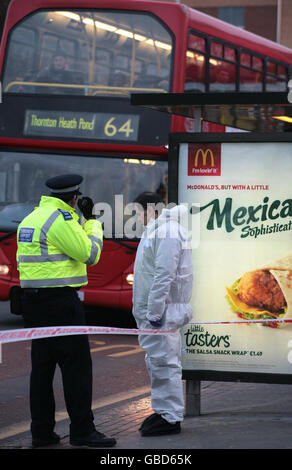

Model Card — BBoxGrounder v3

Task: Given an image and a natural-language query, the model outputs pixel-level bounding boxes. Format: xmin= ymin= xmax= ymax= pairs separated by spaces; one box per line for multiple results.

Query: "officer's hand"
xmin=78 ymin=197 xmax=94 ymax=220
xmin=149 ymin=319 xmax=163 ymax=328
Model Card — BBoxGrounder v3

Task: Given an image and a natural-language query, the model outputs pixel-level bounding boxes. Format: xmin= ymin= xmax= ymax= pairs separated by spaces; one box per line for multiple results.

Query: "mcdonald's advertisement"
xmin=178 ymin=141 xmax=292 ymax=376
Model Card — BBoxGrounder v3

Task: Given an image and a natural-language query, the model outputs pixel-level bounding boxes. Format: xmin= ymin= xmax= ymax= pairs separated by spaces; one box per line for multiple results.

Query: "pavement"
xmin=1 ymin=380 xmax=292 ymax=454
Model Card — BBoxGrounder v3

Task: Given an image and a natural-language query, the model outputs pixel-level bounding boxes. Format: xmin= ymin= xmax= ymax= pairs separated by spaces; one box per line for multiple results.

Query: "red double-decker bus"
xmin=0 ymin=0 xmax=291 ymax=321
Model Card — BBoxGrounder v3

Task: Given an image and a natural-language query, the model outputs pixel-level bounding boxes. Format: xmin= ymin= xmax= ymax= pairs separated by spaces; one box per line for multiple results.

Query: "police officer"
xmin=17 ymin=174 xmax=116 ymax=448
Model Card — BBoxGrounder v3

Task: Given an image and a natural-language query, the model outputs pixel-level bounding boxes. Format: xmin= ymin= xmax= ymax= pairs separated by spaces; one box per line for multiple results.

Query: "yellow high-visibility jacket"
xmin=16 ymin=196 xmax=103 ymax=288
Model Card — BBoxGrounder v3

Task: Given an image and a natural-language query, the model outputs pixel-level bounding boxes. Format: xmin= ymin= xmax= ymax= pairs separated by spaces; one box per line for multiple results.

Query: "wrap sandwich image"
xmin=225 ymin=252 xmax=292 ymax=328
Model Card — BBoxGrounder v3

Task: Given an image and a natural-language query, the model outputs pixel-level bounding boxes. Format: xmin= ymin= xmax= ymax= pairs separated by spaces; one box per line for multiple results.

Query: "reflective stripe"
xmin=89 ymin=235 xmax=103 ymax=250
xmin=85 ymin=235 xmax=102 ymax=265
xmin=39 ymin=211 xmax=61 ymax=255
xmin=19 ymin=211 xmax=71 ymax=264
xmin=18 ymin=254 xmax=72 ymax=263
xmin=20 ymin=276 xmax=87 ymax=287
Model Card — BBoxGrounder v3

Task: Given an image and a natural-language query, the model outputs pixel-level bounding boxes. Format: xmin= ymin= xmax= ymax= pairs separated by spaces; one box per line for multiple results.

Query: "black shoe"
xmin=70 ymin=430 xmax=116 ymax=448
xmin=140 ymin=414 xmax=181 ymax=436
xmin=139 ymin=412 xmax=159 ymax=430
xmin=32 ymin=432 xmax=60 ymax=448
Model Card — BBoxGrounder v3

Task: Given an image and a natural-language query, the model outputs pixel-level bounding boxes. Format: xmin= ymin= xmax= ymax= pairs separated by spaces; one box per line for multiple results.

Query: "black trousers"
xmin=21 ymin=287 xmax=95 ymax=439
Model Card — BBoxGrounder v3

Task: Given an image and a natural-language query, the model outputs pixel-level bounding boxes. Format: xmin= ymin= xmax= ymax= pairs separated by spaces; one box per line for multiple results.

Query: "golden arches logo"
xmin=194 ymin=148 xmax=215 ymax=167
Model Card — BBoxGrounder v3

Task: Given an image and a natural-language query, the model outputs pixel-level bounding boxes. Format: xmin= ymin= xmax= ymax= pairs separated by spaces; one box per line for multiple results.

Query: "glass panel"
xmin=211 ymin=42 xmax=223 ymax=58
xmin=0 ymin=151 xmax=168 ymax=237
xmin=267 ymin=61 xmax=276 ymax=74
xmin=185 ymin=51 xmax=206 ymax=92
xmin=266 ymin=77 xmax=286 ymax=91
xmin=218 ymin=7 xmax=244 ymax=28
xmin=240 ymin=67 xmax=263 ymax=91
xmin=266 ymin=60 xmax=286 ymax=91
xmin=277 ymin=64 xmax=287 ymax=79
xmin=210 ymin=60 xmax=236 ymax=92
xmin=241 ymin=52 xmax=251 ymax=67
xmin=188 ymin=34 xmax=205 ymax=52
xmin=252 ymin=56 xmax=263 ymax=71
xmin=2 ymin=27 xmax=36 ymax=86
xmin=42 ymin=34 xmax=58 ymax=53
xmin=224 ymin=46 xmax=236 ymax=62
xmin=3 ymin=10 xmax=173 ymax=96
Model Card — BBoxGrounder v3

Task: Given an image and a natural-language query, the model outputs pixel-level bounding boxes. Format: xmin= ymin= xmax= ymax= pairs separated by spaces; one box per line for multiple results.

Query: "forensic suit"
xmin=132 ymin=205 xmax=193 ymax=428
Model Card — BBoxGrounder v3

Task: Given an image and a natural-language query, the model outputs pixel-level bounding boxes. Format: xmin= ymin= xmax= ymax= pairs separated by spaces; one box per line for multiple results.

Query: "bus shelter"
xmin=131 ymin=91 xmax=292 ymax=415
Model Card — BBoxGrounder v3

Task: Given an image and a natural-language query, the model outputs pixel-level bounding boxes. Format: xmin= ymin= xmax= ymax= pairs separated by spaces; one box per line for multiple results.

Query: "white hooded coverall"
xmin=132 ymin=205 xmax=193 ymax=424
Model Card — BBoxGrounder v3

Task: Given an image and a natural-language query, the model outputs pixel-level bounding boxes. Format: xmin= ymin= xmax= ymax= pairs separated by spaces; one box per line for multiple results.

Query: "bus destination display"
xmin=24 ymin=110 xmax=140 ymax=141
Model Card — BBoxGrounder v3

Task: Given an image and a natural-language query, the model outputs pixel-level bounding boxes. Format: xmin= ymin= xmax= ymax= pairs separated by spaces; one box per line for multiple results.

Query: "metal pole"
xmin=184 ymin=104 xmax=202 ymax=417
xmin=185 ymin=380 xmax=201 ymax=416
xmin=193 ymin=106 xmax=202 ymax=132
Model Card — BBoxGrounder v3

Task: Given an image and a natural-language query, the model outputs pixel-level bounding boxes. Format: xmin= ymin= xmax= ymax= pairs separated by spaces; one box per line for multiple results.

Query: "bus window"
xmin=209 ymin=39 xmax=236 ymax=92
xmin=266 ymin=60 xmax=287 ymax=91
xmin=277 ymin=64 xmax=287 ymax=79
xmin=3 ymin=26 xmax=36 ymax=89
xmin=210 ymin=60 xmax=236 ymax=92
xmin=0 ymin=151 xmax=168 ymax=237
xmin=252 ymin=56 xmax=263 ymax=71
xmin=241 ymin=52 xmax=251 ymax=68
xmin=224 ymin=46 xmax=236 ymax=62
xmin=266 ymin=75 xmax=286 ymax=91
xmin=267 ymin=60 xmax=276 ymax=74
xmin=3 ymin=10 xmax=173 ymax=96
xmin=239 ymin=52 xmax=263 ymax=91
xmin=39 ymin=34 xmax=77 ymax=70
xmin=188 ymin=34 xmax=205 ymax=52
xmin=185 ymin=51 xmax=206 ymax=92
xmin=185 ymin=33 xmax=206 ymax=92
xmin=210 ymin=42 xmax=223 ymax=58
xmin=240 ymin=68 xmax=263 ymax=91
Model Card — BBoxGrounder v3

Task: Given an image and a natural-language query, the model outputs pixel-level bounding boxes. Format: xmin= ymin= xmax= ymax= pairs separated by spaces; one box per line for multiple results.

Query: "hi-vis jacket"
xmin=17 ymin=196 xmax=103 ymax=288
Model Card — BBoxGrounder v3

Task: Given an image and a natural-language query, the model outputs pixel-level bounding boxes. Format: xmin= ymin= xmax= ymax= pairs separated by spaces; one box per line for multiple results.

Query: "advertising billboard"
xmin=170 ymin=134 xmax=292 ymax=382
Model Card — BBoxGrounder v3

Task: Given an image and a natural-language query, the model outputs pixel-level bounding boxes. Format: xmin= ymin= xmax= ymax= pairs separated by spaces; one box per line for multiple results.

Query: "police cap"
xmin=46 ymin=174 xmax=83 ymax=195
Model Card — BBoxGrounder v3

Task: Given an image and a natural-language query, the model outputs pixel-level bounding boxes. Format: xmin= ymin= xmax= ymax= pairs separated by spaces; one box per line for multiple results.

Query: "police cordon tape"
xmin=0 ymin=318 xmax=292 ymax=344
xmin=0 ymin=325 xmax=177 ymax=344
xmin=193 ymin=318 xmax=292 ymax=325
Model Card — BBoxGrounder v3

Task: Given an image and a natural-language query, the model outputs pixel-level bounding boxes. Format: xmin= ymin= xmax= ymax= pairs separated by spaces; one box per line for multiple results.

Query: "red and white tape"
xmin=0 ymin=325 xmax=177 ymax=344
xmin=189 ymin=318 xmax=292 ymax=325
xmin=1 ymin=318 xmax=291 ymax=344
